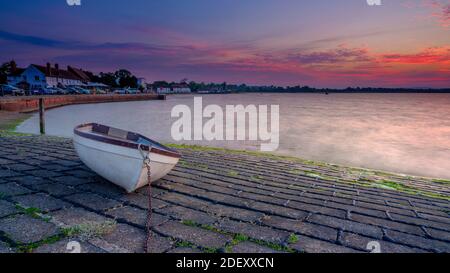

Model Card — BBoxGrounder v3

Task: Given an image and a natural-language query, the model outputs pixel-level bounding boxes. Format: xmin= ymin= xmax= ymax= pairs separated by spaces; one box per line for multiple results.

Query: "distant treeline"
xmin=3 ymin=60 xmax=447 ymax=92
xmin=266 ymin=86 xmax=450 ymax=93
xmin=86 ymin=69 xmax=139 ymax=89
xmin=184 ymin=81 xmax=450 ymax=93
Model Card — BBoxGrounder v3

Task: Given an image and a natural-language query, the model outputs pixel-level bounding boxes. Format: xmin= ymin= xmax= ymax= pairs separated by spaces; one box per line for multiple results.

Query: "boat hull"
xmin=73 ymin=124 xmax=180 ymax=193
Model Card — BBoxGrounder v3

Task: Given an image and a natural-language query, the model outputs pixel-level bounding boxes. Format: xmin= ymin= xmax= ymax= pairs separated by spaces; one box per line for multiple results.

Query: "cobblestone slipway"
xmin=0 ymin=136 xmax=449 ymax=253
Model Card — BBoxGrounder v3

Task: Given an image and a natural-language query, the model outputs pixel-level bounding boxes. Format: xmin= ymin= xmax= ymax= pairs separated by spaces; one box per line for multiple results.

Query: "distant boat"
xmin=73 ymin=123 xmax=181 ymax=192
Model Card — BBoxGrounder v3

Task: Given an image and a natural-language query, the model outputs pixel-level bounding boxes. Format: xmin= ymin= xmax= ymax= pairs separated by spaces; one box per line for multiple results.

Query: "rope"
xmin=138 ymin=144 xmax=152 ymax=254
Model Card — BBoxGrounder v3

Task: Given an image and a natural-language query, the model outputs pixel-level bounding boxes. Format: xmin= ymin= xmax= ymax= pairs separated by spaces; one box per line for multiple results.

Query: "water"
xmin=17 ymin=93 xmax=450 ymax=179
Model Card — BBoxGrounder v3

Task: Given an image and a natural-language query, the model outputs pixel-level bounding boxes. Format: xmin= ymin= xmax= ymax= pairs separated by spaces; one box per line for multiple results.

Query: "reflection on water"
xmin=17 ymin=93 xmax=450 ymax=179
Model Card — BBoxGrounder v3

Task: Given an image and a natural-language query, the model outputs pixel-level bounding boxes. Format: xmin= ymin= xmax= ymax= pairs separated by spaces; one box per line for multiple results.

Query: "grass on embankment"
xmin=0 ymin=111 xmax=31 ymax=137
xmin=167 ymin=143 xmax=450 ymax=201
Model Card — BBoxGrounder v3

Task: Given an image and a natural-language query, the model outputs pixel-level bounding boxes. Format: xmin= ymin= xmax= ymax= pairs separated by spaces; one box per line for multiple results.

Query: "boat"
xmin=73 ymin=123 xmax=181 ymax=192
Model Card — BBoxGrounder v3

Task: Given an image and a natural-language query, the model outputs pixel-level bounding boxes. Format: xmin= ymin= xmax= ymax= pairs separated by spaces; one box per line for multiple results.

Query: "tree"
xmin=98 ymin=72 xmax=118 ymax=87
xmin=119 ymin=75 xmax=138 ymax=88
xmin=114 ymin=69 xmax=132 ymax=80
xmin=0 ymin=60 xmax=15 ymax=85
xmin=114 ymin=69 xmax=137 ymax=88
xmin=153 ymin=81 xmax=169 ymax=87
xmin=188 ymin=81 xmax=202 ymax=92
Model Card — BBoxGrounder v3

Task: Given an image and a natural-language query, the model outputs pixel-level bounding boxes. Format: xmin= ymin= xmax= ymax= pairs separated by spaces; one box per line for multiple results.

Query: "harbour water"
xmin=17 ymin=93 xmax=450 ymax=179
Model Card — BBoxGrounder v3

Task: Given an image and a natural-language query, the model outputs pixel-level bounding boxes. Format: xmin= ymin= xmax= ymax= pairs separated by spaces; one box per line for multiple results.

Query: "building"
xmin=154 ymin=83 xmax=191 ymax=94
xmin=137 ymin=77 xmax=146 ymax=88
xmin=7 ymin=63 xmax=94 ymax=90
xmin=8 ymin=63 xmax=83 ymax=89
xmin=171 ymin=83 xmax=191 ymax=93
xmin=156 ymin=87 xmax=172 ymax=94
xmin=6 ymin=61 xmax=24 ymax=85
xmin=7 ymin=71 xmax=25 ymax=86
xmin=67 ymin=65 xmax=91 ymax=84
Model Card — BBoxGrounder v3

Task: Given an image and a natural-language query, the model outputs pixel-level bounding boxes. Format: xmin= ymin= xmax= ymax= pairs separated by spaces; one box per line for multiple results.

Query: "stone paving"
xmin=0 ymin=135 xmax=449 ymax=253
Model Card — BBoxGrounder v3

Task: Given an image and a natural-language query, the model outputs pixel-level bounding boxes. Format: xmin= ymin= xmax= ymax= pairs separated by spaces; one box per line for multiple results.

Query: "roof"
xmin=172 ymin=84 xmax=190 ymax=88
xmin=87 ymin=82 xmax=108 ymax=87
xmin=8 ymin=68 xmax=25 ymax=77
xmin=8 ymin=63 xmax=107 ymax=86
xmin=31 ymin=64 xmax=81 ymax=81
xmin=68 ymin=66 xmax=91 ymax=82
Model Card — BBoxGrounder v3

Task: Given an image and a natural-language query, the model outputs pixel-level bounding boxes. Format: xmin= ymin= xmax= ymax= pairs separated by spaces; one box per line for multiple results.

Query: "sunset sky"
xmin=0 ymin=0 xmax=449 ymax=88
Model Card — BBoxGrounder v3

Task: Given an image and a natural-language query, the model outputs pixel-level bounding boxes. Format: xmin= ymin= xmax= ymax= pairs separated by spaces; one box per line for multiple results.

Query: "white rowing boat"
xmin=73 ymin=123 xmax=181 ymax=192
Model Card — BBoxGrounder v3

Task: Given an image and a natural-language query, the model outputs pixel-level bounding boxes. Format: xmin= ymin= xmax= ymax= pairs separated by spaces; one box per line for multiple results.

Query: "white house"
xmin=156 ymin=87 xmax=172 ymax=94
xmin=8 ymin=63 xmax=84 ymax=89
xmin=137 ymin=77 xmax=146 ymax=88
xmin=171 ymin=84 xmax=191 ymax=93
xmin=155 ymin=83 xmax=191 ymax=94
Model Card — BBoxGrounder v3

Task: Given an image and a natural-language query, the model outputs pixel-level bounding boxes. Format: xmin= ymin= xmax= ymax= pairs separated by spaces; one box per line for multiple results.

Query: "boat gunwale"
xmin=73 ymin=139 xmax=179 ymax=165
xmin=74 ymin=123 xmax=181 ymax=159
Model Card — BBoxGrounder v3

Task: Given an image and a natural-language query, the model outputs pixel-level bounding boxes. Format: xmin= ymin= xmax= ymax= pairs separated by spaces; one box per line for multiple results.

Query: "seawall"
xmin=0 ymin=94 xmax=166 ymax=112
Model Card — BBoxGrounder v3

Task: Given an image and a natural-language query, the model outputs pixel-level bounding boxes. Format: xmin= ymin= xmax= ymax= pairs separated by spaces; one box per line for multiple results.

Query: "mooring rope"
xmin=138 ymin=144 xmax=153 ymax=254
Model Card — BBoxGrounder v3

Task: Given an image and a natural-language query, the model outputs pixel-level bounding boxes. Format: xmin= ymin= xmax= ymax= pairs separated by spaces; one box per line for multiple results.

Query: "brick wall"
xmin=0 ymin=94 xmax=166 ymax=112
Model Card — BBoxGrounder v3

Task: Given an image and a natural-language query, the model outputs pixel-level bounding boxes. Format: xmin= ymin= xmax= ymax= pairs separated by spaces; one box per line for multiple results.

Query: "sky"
xmin=0 ymin=0 xmax=449 ymax=88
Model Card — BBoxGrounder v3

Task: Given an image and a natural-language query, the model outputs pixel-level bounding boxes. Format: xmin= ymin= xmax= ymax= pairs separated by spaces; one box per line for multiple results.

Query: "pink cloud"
xmin=424 ymin=0 xmax=450 ymax=26
xmin=403 ymin=0 xmax=450 ymax=27
xmin=3 ymin=27 xmax=449 ymax=88
xmin=286 ymin=46 xmax=373 ymax=65
xmin=168 ymin=43 xmax=450 ymax=87
xmin=380 ymin=46 xmax=450 ymax=64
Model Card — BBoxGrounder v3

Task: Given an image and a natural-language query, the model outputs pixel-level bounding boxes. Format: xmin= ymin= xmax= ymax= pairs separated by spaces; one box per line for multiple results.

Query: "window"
xmin=35 ymin=76 xmax=40 ymax=81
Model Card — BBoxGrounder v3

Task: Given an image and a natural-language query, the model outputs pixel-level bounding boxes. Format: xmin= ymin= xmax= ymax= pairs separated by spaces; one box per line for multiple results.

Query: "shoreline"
xmin=0 ymin=111 xmax=31 ymax=136
xmin=0 ymin=94 xmax=165 ymax=113
xmin=1 ymin=111 xmax=449 ymax=200
xmin=193 ymin=91 xmax=450 ymax=95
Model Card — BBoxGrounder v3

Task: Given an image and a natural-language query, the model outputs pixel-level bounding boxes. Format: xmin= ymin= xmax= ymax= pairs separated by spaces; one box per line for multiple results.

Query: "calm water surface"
xmin=17 ymin=93 xmax=450 ymax=179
